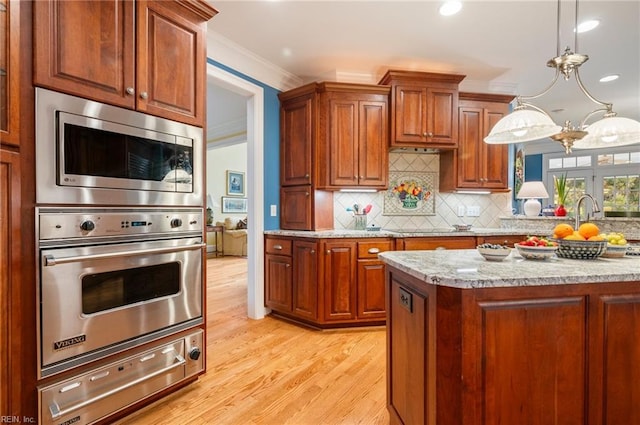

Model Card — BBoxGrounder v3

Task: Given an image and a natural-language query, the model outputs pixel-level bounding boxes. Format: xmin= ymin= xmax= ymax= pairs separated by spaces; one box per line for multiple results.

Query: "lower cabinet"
xmin=386 ymin=266 xmax=640 ymax=425
xmin=265 ymin=236 xmax=393 ymax=327
xmin=398 ymin=236 xmax=476 ymax=250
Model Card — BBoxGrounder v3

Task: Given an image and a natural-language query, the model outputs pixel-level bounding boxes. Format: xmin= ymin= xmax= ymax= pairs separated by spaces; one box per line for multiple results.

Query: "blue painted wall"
xmin=207 ymin=59 xmax=281 ymax=230
xmin=524 ymin=153 xmax=543 ymax=181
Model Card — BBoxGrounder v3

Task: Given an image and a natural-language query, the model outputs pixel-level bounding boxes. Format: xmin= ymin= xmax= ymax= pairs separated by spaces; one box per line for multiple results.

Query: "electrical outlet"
xmin=270 ymin=205 xmax=277 ymax=217
xmin=467 ymin=206 xmax=480 ymax=217
xmin=457 ymin=206 xmax=465 ymax=217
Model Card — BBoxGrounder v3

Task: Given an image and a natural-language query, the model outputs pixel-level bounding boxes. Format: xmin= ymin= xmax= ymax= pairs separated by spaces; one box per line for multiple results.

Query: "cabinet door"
xmin=136 ymin=0 xmax=208 ymax=126
xmin=467 ymin=295 xmax=588 ymax=424
xmin=327 ymin=98 xmax=359 ymax=187
xmin=457 ymin=106 xmax=483 ymax=188
xmin=323 ymin=241 xmax=357 ymax=322
xmin=393 ymin=85 xmax=427 ymax=145
xmin=280 ymin=186 xmax=311 ymax=230
xmin=357 ymin=259 xmax=386 ymax=319
xmin=292 ymin=241 xmax=318 ymax=320
xmin=265 ymin=254 xmax=292 ymax=312
xmin=591 ymin=293 xmax=640 ymax=424
xmin=0 ymin=149 xmax=20 ymax=415
xmin=34 ymin=0 xmax=136 ymax=108
xmin=0 ymin=0 xmax=20 ymax=146
xmin=357 ymin=100 xmax=388 ymax=187
xmin=481 ymin=109 xmax=509 ymax=188
xmin=426 ymin=87 xmax=458 ymax=146
xmin=281 ymin=94 xmax=314 ymax=186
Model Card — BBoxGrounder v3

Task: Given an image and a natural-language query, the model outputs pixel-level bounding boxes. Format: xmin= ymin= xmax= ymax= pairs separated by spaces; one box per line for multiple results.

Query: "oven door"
xmin=39 ymin=237 xmax=204 ymax=377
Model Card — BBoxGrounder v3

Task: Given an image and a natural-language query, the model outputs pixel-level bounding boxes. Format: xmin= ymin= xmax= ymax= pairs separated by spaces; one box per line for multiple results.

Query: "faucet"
xmin=574 ymin=194 xmax=601 ymax=229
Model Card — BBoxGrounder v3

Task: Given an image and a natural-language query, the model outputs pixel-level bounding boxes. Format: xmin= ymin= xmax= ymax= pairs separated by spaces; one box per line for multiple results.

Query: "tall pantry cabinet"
xmin=1 ymin=0 xmax=217 ymax=420
xmin=1 ymin=0 xmax=35 ymax=418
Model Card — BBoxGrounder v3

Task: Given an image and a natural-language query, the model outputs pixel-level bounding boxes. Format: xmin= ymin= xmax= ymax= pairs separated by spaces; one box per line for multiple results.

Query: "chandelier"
xmin=484 ymin=0 xmax=640 ymax=154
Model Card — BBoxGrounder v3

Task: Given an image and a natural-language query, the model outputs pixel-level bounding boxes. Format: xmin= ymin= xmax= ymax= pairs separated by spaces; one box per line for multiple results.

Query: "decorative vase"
xmin=554 ymin=205 xmax=567 ymax=217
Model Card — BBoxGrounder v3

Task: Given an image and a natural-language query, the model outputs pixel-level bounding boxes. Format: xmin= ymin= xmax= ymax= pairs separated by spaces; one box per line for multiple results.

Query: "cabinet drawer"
xmin=402 ymin=236 xmax=476 ymax=250
xmin=266 ymin=238 xmax=292 ymax=256
xmin=358 ymin=240 xmax=395 ymax=259
xmin=477 ymin=235 xmax=527 ymax=247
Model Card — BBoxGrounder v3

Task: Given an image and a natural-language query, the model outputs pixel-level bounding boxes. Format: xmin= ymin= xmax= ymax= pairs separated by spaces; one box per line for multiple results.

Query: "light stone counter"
xmin=379 ymin=249 xmax=640 ymax=289
xmin=264 ymin=228 xmax=532 ymax=239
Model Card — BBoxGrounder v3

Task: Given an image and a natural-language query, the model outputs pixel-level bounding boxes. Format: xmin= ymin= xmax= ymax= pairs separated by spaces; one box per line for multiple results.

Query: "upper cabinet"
xmin=33 ymin=0 xmax=217 ymax=127
xmin=379 ymin=70 xmax=465 ymax=148
xmin=440 ymin=92 xmax=515 ymax=192
xmin=280 ymin=82 xmax=390 ymax=190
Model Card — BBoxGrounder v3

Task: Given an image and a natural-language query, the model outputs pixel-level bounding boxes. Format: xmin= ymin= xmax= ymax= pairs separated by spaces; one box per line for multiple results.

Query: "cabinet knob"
xmin=126 ymin=87 xmax=135 ymax=95
xmin=273 ymin=244 xmax=283 ymax=250
xmin=304 ymin=173 xmax=310 ymax=179
xmin=310 ymin=250 xmax=315 ymax=254
xmin=140 ymin=91 xmax=148 ymax=100
xmin=423 ymin=132 xmax=433 ymax=138
xmin=326 ymin=250 xmax=331 ymax=254
xmin=286 ymin=264 xmax=290 ymax=268
xmin=368 ymin=248 xmax=380 ymax=254
xmin=305 ymin=192 xmax=310 ymax=196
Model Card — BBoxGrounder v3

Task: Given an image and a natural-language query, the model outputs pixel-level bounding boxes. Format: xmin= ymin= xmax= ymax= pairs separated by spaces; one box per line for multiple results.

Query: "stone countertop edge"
xmin=264 ymin=228 xmax=534 ymax=238
xmin=378 ymin=249 xmax=640 ymax=289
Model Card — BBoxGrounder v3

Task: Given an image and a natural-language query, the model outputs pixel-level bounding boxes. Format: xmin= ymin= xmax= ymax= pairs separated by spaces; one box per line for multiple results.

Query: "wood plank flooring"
xmin=114 ymin=256 xmax=389 ymax=425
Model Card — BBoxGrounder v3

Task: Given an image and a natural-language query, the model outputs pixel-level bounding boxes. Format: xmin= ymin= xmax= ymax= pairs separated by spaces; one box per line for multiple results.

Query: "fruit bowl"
xmin=601 ymin=244 xmax=630 ymax=258
xmin=556 ymin=239 xmax=607 ymax=260
xmin=477 ymin=245 xmax=512 ymax=261
xmin=514 ymin=244 xmax=558 ymax=260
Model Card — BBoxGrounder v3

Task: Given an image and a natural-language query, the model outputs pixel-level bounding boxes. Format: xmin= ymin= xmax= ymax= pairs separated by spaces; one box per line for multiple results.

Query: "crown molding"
xmin=206 ymin=31 xmax=302 ymax=91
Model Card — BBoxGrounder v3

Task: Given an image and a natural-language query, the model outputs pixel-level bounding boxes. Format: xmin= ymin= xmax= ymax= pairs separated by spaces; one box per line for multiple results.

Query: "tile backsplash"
xmin=334 ymin=152 xmax=514 ymax=230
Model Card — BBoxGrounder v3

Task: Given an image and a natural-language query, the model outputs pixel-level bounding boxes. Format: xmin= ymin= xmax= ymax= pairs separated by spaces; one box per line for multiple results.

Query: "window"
xmin=544 ymin=147 xmax=640 ymax=216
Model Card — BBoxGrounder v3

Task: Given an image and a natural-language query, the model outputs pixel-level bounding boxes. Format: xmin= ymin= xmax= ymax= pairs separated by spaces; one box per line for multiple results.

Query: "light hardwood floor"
xmin=114 ymin=256 xmax=389 ymax=425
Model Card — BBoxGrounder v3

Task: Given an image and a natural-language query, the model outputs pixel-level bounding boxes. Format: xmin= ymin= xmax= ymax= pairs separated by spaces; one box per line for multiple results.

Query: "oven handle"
xmin=49 ymin=352 xmax=186 ymax=420
xmin=44 ymin=242 xmax=207 ymax=266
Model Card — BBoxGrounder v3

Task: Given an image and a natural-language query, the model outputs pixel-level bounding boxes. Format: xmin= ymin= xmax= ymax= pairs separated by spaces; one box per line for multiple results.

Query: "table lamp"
xmin=516 ymin=181 xmax=549 ymax=217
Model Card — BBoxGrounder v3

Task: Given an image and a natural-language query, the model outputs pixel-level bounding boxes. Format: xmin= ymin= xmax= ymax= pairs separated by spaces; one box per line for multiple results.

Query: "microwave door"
xmin=57 ymin=112 xmax=178 ymax=193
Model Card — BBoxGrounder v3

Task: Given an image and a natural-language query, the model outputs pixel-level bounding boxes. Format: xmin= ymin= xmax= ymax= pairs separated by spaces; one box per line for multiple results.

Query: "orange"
xmin=553 ymin=223 xmax=574 ymax=239
xmin=578 ymin=223 xmax=600 ymax=239
xmin=565 ymin=231 xmax=586 ymax=241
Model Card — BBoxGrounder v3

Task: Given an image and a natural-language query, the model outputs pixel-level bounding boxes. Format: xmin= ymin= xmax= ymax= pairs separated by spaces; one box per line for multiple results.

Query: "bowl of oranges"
xmin=552 ymin=223 xmax=607 ymax=260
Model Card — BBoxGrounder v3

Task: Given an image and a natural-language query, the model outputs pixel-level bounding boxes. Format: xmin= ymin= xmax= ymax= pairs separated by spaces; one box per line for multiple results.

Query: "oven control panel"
xmin=38 ymin=208 xmax=203 ymax=240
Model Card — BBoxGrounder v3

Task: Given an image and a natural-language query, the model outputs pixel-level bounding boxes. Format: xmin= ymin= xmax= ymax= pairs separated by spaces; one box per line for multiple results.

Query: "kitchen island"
xmin=378 ymin=249 xmax=640 ymax=425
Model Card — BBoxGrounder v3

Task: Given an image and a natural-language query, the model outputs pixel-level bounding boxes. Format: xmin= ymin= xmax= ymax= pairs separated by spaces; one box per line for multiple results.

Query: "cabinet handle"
xmin=273 ymin=245 xmax=283 ymax=250
xmin=140 ymin=91 xmax=148 ymax=100
xmin=305 ymin=192 xmax=310 ymax=196
xmin=285 ymin=264 xmax=291 ymax=268
xmin=126 ymin=87 xmax=135 ymax=95
xmin=304 ymin=173 xmax=310 ymax=179
xmin=326 ymin=250 xmax=331 ymax=254
xmin=423 ymin=132 xmax=433 ymax=138
xmin=310 ymin=250 xmax=315 ymax=254
xmin=368 ymin=248 xmax=380 ymax=254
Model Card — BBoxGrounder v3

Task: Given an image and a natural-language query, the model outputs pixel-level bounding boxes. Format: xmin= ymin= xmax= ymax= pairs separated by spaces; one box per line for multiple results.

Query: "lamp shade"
xmin=516 ymin=181 xmax=549 ymax=199
xmin=574 ymin=116 xmax=640 ymax=149
xmin=484 ymin=109 xmax=563 ymax=144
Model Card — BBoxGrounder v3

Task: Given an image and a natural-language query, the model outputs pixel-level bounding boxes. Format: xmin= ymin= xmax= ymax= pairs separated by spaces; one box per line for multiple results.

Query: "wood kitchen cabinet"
xmin=379 ymin=70 xmax=465 ymax=148
xmin=386 ymin=266 xmax=640 ymax=425
xmin=477 ymin=234 xmax=527 ymax=247
xmin=440 ymin=92 xmax=514 ymax=192
xmin=265 ymin=236 xmax=392 ymax=327
xmin=278 ymin=82 xmax=389 ymax=229
xmin=34 ymin=0 xmax=217 ymax=127
xmin=397 ymin=236 xmax=476 ymax=251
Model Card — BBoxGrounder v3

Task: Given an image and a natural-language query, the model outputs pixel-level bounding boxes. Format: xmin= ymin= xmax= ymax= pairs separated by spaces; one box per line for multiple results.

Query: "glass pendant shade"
xmin=484 ymin=109 xmax=563 ymax=144
xmin=574 ymin=116 xmax=640 ymax=149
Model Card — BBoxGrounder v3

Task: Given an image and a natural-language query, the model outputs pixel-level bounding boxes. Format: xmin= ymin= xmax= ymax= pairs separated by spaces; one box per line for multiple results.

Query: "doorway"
xmin=206 ymin=63 xmax=267 ymax=319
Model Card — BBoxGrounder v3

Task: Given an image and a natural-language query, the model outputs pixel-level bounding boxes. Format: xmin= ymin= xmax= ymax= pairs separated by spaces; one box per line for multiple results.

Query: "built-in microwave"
xmin=35 ymin=88 xmax=203 ymax=206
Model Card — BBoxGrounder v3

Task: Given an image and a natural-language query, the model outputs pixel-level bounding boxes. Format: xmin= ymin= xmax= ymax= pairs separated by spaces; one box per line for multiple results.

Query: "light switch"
xmin=270 ymin=205 xmax=277 ymax=217
xmin=457 ymin=206 xmax=465 ymax=217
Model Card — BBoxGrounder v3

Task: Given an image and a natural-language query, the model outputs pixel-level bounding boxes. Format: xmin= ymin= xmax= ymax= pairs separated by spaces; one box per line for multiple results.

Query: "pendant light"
xmin=484 ymin=0 xmax=640 ymax=154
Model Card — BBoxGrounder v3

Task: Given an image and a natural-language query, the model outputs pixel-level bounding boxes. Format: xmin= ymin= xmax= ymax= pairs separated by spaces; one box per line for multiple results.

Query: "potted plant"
xmin=553 ymin=174 xmax=568 ymax=216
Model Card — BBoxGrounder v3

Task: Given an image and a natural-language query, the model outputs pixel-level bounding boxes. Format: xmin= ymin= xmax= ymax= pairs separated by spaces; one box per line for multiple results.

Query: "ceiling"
xmin=207 ymin=0 xmax=640 ymax=145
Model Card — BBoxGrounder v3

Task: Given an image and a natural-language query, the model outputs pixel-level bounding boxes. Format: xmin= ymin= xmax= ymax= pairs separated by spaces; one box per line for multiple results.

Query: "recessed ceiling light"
xmin=576 ymin=19 xmax=600 ymax=33
xmin=439 ymin=1 xmax=462 ymax=17
xmin=599 ymin=74 xmax=619 ymax=83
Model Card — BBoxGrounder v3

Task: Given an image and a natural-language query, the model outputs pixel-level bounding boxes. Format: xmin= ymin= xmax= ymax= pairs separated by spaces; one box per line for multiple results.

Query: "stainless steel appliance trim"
xmin=44 ymin=242 xmax=206 ymax=266
xmin=49 ymin=352 xmax=186 ymax=419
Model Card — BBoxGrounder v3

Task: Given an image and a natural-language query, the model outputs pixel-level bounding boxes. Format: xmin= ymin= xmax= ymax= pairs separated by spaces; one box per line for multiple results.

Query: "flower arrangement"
xmin=391 ymin=180 xmax=431 ymax=209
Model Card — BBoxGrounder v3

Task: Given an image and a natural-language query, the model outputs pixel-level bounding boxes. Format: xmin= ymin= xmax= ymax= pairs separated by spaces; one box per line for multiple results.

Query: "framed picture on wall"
xmin=226 ymin=170 xmax=245 ymax=196
xmin=221 ymin=196 xmax=247 ymax=214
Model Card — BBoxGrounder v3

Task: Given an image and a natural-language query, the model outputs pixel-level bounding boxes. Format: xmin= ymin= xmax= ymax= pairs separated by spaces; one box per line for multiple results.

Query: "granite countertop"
xmin=379 ymin=249 xmax=640 ymax=289
xmin=264 ymin=228 xmax=533 ymax=239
